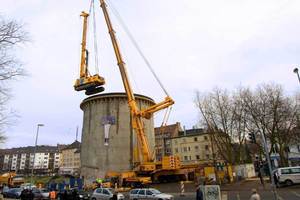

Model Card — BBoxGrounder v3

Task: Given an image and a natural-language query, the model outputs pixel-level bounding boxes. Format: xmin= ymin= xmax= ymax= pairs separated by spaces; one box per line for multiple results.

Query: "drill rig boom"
xmin=74 ymin=11 xmax=105 ymax=95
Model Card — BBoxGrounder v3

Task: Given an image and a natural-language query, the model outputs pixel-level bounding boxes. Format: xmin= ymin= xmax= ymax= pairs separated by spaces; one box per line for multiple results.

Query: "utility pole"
xmin=260 ymin=131 xmax=278 ymax=200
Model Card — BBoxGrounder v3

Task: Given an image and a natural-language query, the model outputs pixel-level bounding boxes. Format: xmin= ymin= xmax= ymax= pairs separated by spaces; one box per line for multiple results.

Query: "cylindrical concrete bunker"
xmin=80 ymin=93 xmax=155 ymax=181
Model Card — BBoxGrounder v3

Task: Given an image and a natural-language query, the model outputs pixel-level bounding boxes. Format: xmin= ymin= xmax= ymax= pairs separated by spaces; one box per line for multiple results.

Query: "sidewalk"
xmin=221 ymin=178 xmax=272 ymax=191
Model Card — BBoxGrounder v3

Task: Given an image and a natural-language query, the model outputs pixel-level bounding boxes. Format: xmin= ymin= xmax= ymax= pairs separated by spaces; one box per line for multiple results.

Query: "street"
xmin=152 ymin=179 xmax=300 ymax=200
xmin=4 ymin=179 xmax=300 ymax=200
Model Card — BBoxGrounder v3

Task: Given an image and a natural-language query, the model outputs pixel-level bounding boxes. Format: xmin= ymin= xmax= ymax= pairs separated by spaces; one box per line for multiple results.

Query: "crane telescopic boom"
xmin=99 ymin=0 xmax=174 ymax=171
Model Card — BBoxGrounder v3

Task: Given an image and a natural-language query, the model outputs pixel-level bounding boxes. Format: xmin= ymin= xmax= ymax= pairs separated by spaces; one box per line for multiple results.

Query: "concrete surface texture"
xmin=80 ymin=93 xmax=155 ymax=181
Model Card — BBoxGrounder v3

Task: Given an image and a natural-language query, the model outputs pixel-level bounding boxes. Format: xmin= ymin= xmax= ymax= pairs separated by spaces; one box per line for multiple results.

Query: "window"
xmin=103 ymin=189 xmax=110 ymax=195
xmin=291 ymin=168 xmax=300 ymax=174
xmin=138 ymin=190 xmax=145 ymax=195
xmin=195 ymin=146 xmax=199 ymax=150
xmin=146 ymin=190 xmax=153 ymax=195
xmin=189 ymin=156 xmax=192 ymax=160
xmin=206 ymin=154 xmax=210 ymax=159
xmin=281 ymin=169 xmax=291 ymax=174
xmin=204 ymin=136 xmax=208 ymax=140
xmin=96 ymin=188 xmax=102 ymax=193
xmin=196 ymin=155 xmax=200 ymax=160
xmin=194 ymin=137 xmax=198 ymax=142
xmin=175 ymin=148 xmax=178 ymax=153
xmin=183 ymin=147 xmax=187 ymax=152
xmin=205 ymin=145 xmax=209 ymax=150
xmin=184 ymin=156 xmax=188 ymax=161
xmin=188 ymin=147 xmax=191 ymax=151
xmin=130 ymin=190 xmax=139 ymax=194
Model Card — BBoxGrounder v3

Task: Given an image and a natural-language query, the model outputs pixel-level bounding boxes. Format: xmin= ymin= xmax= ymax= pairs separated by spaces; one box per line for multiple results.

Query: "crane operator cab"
xmin=74 ymin=11 xmax=105 ymax=95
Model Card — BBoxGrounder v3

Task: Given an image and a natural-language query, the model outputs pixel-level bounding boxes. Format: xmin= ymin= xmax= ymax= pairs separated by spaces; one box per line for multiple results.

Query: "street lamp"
xmin=30 ymin=124 xmax=44 ymax=188
xmin=293 ymin=67 xmax=300 ymax=84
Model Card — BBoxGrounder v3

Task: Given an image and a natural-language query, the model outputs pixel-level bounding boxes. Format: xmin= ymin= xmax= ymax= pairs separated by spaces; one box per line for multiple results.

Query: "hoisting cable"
xmin=89 ymin=0 xmax=100 ymax=74
xmin=106 ymin=0 xmax=170 ymax=97
xmin=161 ymin=106 xmax=173 ymax=127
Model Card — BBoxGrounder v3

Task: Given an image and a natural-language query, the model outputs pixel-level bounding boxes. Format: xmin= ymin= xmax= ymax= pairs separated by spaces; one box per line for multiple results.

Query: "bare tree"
xmin=196 ymin=84 xmax=300 ymax=167
xmin=195 ymin=88 xmax=249 ymax=164
xmin=0 ymin=16 xmax=28 ymax=140
xmin=238 ymin=84 xmax=300 ymax=167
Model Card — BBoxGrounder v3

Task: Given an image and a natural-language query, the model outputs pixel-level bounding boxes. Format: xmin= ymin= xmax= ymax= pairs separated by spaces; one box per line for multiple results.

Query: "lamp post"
xmin=293 ymin=68 xmax=300 ymax=84
xmin=30 ymin=124 xmax=44 ymax=188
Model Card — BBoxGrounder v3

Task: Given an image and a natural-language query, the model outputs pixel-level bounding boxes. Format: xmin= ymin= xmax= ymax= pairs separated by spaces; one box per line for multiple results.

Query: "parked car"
xmin=32 ymin=188 xmax=50 ymax=199
xmin=57 ymin=189 xmax=90 ymax=200
xmin=129 ymin=188 xmax=174 ymax=200
xmin=91 ymin=188 xmax=124 ymax=200
xmin=39 ymin=188 xmax=50 ymax=199
xmin=3 ymin=187 xmax=23 ymax=198
xmin=77 ymin=190 xmax=91 ymax=200
xmin=273 ymin=166 xmax=300 ymax=187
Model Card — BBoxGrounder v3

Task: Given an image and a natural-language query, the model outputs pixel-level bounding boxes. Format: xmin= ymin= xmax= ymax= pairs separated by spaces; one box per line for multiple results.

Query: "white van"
xmin=274 ymin=166 xmax=300 ymax=186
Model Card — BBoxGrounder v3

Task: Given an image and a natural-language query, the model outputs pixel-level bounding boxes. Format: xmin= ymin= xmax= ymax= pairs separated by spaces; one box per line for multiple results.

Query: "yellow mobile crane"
xmin=98 ymin=0 xmax=187 ymax=186
xmin=99 ymin=0 xmax=175 ymax=171
xmin=76 ymin=0 xmax=184 ymax=186
xmin=74 ymin=11 xmax=105 ymax=95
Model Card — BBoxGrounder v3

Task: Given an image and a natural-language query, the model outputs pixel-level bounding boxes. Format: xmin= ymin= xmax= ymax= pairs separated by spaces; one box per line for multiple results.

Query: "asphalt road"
xmin=4 ymin=180 xmax=300 ymax=200
xmin=153 ymin=179 xmax=300 ymax=200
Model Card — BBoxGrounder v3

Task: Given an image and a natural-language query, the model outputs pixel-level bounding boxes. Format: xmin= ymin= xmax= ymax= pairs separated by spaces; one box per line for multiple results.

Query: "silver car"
xmin=129 ymin=188 xmax=173 ymax=200
xmin=91 ymin=188 xmax=124 ymax=200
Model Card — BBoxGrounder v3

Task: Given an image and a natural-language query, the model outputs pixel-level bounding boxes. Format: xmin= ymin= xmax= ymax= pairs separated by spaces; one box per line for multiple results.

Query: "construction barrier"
xmin=180 ymin=181 xmax=185 ymax=196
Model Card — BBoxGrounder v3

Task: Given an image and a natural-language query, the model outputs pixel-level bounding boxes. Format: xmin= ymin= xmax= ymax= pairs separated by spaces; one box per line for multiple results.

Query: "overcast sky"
xmin=1 ymin=0 xmax=300 ymax=148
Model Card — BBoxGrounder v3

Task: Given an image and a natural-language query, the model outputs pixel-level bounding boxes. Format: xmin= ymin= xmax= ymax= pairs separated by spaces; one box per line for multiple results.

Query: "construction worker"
xmin=96 ymin=178 xmax=103 ymax=188
xmin=50 ymin=190 xmax=56 ymax=200
xmin=249 ymin=188 xmax=261 ymax=200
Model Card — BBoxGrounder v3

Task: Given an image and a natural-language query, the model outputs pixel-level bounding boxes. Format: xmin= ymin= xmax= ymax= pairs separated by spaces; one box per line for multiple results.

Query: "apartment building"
xmin=0 ymin=145 xmax=63 ymax=174
xmin=59 ymin=140 xmax=81 ymax=175
xmin=269 ymin=144 xmax=300 ymax=167
xmin=154 ymin=122 xmax=182 ymax=161
xmin=169 ymin=128 xmax=217 ymax=165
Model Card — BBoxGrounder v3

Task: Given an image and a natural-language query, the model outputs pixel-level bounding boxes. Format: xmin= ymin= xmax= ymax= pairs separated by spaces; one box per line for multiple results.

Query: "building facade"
xmin=270 ymin=144 xmax=300 ymax=167
xmin=59 ymin=140 xmax=81 ymax=175
xmin=169 ymin=128 xmax=217 ymax=165
xmin=154 ymin=122 xmax=182 ymax=161
xmin=0 ymin=145 xmax=62 ymax=174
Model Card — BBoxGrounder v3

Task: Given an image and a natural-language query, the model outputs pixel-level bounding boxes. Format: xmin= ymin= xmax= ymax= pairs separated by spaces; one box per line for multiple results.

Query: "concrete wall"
xmin=80 ymin=93 xmax=155 ymax=181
